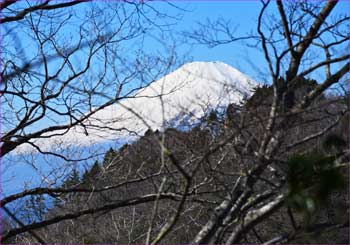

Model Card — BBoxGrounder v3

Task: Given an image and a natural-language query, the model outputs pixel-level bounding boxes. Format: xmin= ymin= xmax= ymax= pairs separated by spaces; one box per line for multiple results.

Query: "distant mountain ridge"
xmin=18 ymin=61 xmax=258 ymax=152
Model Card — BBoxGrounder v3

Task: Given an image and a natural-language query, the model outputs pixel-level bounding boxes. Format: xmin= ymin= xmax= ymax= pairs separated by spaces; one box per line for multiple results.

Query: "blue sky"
xmin=172 ymin=1 xmax=265 ymax=76
xmin=145 ymin=0 xmax=268 ymax=81
xmin=143 ymin=0 xmax=350 ymax=83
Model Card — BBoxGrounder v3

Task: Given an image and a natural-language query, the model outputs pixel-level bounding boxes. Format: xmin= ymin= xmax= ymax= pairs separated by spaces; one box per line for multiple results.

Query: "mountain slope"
xmin=21 ymin=61 xmax=258 ymax=151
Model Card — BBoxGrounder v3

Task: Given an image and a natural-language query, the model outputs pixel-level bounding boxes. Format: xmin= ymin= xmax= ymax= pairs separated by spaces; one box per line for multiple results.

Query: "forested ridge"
xmin=4 ymin=79 xmax=348 ymax=244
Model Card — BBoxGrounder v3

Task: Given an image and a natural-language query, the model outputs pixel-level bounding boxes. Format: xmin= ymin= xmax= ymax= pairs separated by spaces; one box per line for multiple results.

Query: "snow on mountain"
xmin=17 ymin=61 xmax=257 ymax=152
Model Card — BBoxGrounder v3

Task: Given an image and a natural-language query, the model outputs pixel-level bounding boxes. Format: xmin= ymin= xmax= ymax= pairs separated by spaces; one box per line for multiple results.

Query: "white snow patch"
xmin=15 ymin=61 xmax=258 ymax=153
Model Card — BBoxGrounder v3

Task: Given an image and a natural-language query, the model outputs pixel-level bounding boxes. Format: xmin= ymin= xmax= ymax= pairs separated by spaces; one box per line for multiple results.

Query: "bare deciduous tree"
xmin=1 ymin=0 xmax=349 ymax=244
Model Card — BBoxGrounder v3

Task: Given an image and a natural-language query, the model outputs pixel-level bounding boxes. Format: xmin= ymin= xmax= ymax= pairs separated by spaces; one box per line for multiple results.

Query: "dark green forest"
xmin=4 ymin=79 xmax=349 ymax=244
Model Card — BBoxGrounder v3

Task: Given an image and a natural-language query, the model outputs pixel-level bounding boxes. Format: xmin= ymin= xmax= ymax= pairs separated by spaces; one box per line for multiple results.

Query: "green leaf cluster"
xmin=286 ymin=134 xmax=347 ymax=223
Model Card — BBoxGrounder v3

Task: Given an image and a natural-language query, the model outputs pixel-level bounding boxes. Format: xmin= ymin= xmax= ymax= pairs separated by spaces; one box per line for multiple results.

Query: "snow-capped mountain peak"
xmin=18 ymin=61 xmax=258 ymax=152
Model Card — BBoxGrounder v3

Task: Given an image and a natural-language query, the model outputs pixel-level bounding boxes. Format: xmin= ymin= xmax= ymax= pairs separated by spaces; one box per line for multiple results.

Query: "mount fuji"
xmin=4 ymin=61 xmax=258 ymax=195
xmin=18 ymin=61 xmax=258 ymax=152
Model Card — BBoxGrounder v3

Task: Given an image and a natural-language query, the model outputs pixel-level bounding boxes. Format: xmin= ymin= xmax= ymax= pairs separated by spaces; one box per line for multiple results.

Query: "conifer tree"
xmin=103 ymin=147 xmax=116 ymax=166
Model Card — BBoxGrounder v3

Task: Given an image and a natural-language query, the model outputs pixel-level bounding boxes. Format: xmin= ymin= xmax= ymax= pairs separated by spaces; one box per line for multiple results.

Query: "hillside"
xmin=16 ymin=62 xmax=257 ymax=152
xmin=6 ymin=81 xmax=348 ymax=244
